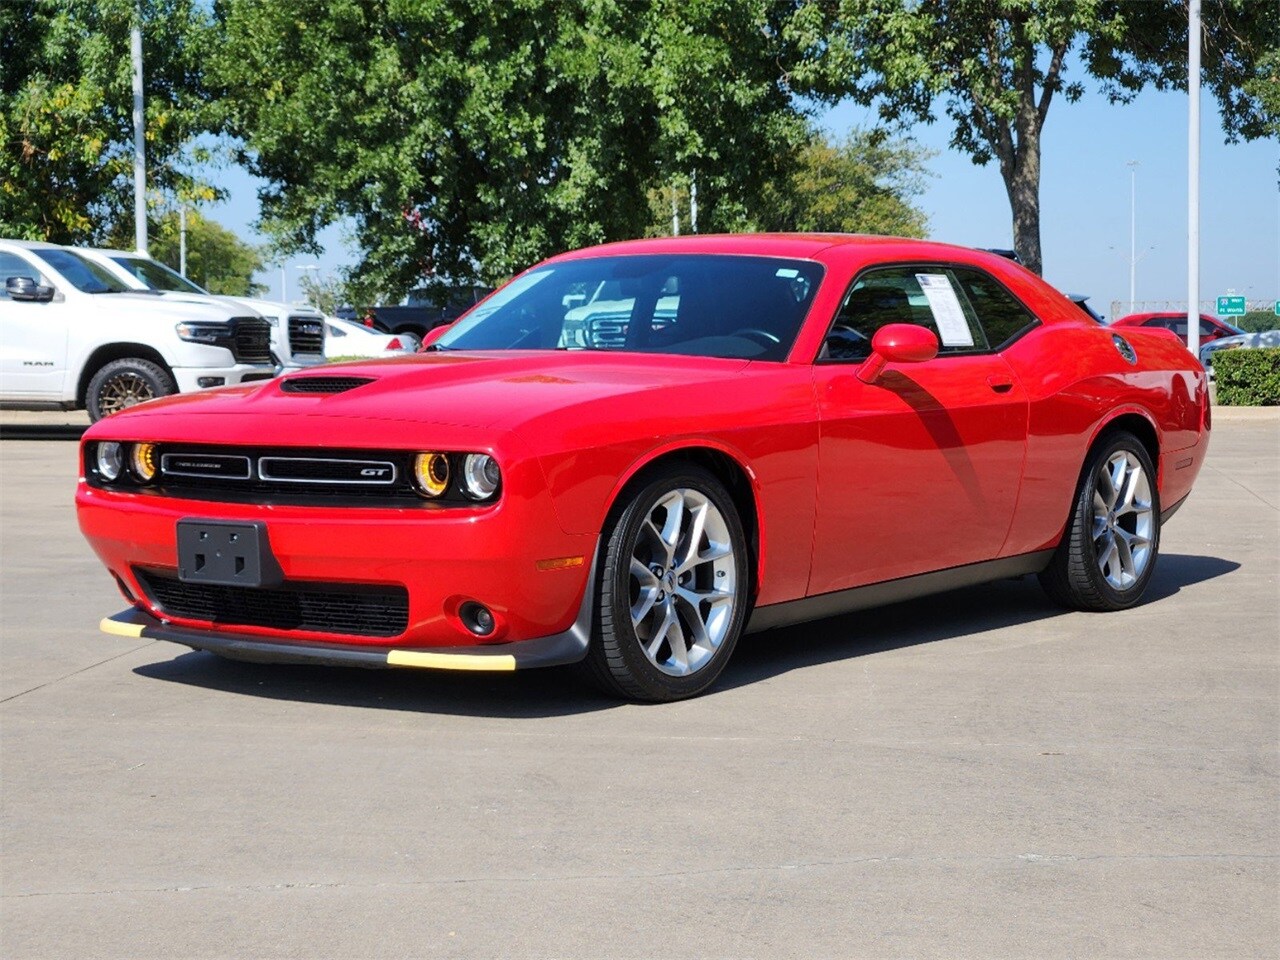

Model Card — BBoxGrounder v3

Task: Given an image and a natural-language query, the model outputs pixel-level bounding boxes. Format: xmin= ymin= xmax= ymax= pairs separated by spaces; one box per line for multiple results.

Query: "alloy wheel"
xmin=98 ymin=373 xmax=156 ymax=416
xmin=1091 ymin=450 xmax=1154 ymax=590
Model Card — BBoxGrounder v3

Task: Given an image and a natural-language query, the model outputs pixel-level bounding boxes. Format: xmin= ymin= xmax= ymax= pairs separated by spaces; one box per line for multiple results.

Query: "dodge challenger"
xmin=78 ymin=235 xmax=1209 ymax=701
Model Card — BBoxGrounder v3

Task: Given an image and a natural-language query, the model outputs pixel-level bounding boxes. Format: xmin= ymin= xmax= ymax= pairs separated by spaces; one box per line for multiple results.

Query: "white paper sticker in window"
xmin=916 ymin=273 xmax=974 ymax=347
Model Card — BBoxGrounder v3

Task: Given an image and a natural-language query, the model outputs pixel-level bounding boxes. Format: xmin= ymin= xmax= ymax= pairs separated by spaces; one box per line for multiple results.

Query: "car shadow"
xmin=132 ymin=552 xmax=1239 ymax=716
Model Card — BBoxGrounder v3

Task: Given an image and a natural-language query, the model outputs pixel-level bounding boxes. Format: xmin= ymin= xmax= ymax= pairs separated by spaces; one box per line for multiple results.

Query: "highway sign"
xmin=1216 ymin=296 xmax=1246 ymax=316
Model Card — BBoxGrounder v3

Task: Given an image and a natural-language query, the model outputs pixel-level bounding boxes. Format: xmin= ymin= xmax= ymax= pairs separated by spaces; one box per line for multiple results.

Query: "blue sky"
xmin=211 ymin=79 xmax=1278 ymax=320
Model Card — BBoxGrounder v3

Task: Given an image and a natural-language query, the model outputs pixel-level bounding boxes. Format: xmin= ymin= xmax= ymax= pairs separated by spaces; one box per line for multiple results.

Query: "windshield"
xmin=437 ymin=255 xmax=825 ymax=361
xmin=29 ymin=249 xmax=129 ymax=294
xmin=108 ymin=254 xmax=208 ymax=294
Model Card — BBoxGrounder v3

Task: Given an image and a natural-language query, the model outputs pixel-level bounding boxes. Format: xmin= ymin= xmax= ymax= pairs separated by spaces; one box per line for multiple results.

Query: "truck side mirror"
xmin=6 ymin=276 xmax=55 ymax=302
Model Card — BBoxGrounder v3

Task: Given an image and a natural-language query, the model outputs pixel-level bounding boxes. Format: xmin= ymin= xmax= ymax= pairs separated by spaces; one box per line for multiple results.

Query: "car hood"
xmin=222 ymin=296 xmax=323 ymax=320
xmin=88 ymin=350 xmax=756 ymax=437
xmin=90 ymin=291 xmax=245 ymax=324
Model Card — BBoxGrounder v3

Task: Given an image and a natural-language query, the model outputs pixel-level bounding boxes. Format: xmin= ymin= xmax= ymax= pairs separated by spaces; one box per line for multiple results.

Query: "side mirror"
xmin=6 ymin=276 xmax=54 ymax=303
xmin=857 ymin=323 xmax=939 ymax=384
xmin=420 ymin=321 xmax=455 ymax=349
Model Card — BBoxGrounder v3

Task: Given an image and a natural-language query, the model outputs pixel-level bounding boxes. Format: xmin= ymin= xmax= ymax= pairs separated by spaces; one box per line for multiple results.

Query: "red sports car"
xmin=1112 ymin=311 xmax=1244 ymax=344
xmin=79 ymin=235 xmax=1209 ymax=701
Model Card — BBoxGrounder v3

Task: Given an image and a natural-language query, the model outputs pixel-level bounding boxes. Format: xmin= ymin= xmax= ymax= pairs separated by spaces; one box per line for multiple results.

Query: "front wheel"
xmin=584 ymin=465 xmax=749 ymax=702
xmin=86 ymin=358 xmax=176 ymax=421
xmin=1039 ymin=430 xmax=1160 ymax=611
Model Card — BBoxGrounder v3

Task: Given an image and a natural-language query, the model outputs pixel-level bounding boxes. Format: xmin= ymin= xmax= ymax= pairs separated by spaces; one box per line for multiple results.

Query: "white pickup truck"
xmin=0 ymin=240 xmax=277 ymax=420
xmin=77 ymin=248 xmax=327 ymax=371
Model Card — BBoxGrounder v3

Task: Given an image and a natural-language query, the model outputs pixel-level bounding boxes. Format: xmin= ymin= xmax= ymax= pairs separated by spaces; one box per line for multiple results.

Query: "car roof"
xmin=0 ymin=239 xmax=64 ymax=251
xmin=543 ymin=233 xmax=991 ymax=264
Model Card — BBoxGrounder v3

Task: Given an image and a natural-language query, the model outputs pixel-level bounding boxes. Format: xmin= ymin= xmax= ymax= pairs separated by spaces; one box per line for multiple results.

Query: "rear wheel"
xmin=86 ymin=358 xmax=176 ymax=421
xmin=1039 ymin=430 xmax=1160 ymax=611
xmin=584 ymin=465 xmax=749 ymax=702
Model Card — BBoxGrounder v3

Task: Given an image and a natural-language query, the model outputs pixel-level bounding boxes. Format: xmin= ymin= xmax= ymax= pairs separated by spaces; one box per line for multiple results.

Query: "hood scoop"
xmin=279 ymin=375 xmax=376 ymax=395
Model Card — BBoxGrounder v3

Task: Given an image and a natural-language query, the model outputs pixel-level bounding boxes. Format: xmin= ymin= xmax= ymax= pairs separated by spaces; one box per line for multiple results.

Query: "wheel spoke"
xmin=1113 ymin=530 xmax=1136 ymax=583
xmin=630 ymin=557 xmax=659 ymax=587
xmin=657 ymin=492 xmax=685 ymax=554
xmin=631 ymin=585 xmax=659 ymax=628
xmin=666 ymin=615 xmax=690 ymax=672
xmin=675 ymin=501 xmax=709 ymax=574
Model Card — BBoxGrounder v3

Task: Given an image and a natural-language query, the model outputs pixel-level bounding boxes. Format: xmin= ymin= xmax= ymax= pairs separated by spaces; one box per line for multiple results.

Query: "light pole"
xmin=1127 ymin=160 xmax=1139 ymax=312
xmin=131 ymin=6 xmax=146 ymax=255
xmin=279 ymin=264 xmax=287 ymax=305
xmin=1187 ymin=0 xmax=1202 ymax=356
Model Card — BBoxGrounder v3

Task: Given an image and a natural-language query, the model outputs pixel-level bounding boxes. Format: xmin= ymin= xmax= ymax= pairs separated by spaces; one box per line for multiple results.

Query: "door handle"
xmin=986 ymin=375 xmax=1014 ymax=394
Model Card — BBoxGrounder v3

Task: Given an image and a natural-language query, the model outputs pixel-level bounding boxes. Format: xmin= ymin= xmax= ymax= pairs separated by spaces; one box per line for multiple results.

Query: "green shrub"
xmin=1214 ymin=348 xmax=1280 ymax=406
xmin=1236 ymin=310 xmax=1279 ymax=334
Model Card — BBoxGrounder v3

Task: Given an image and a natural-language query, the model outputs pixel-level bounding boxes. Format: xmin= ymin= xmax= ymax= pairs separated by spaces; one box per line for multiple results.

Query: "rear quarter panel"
xmin=1000 ymin=322 xmax=1208 ymax=556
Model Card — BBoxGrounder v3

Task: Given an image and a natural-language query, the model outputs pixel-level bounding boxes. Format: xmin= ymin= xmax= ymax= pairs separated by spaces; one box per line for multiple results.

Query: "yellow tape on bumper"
xmin=99 ymin=616 xmax=145 ymax=638
xmin=386 ymin=649 xmax=517 ymax=672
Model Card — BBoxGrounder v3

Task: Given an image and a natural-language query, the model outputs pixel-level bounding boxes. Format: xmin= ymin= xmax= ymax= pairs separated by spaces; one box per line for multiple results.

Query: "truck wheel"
xmin=86 ymin=358 xmax=176 ymax=421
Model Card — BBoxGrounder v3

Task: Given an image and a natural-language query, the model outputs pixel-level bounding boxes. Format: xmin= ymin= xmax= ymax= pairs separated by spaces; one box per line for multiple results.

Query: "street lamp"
xmin=1127 ymin=160 xmax=1139 ymax=311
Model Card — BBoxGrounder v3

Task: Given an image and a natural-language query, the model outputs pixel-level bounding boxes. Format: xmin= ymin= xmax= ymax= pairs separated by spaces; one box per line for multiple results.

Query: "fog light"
xmin=460 ymin=602 xmax=496 ymax=637
xmin=130 ymin=442 xmax=157 ymax=482
xmin=197 ymin=376 xmax=226 ymax=388
xmin=96 ymin=442 xmax=123 ymax=481
xmin=412 ymin=452 xmax=450 ymax=498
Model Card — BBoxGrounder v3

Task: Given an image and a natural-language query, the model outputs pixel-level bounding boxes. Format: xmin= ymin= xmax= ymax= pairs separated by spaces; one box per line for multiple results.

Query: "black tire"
xmin=583 ymin=464 xmax=750 ymax=702
xmin=86 ymin=358 xmax=176 ymax=422
xmin=1039 ymin=430 xmax=1161 ymax=611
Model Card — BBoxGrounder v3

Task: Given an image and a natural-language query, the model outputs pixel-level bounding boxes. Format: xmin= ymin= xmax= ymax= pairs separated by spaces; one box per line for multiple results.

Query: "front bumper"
xmin=101 ymin=571 xmax=593 ymax=670
xmin=172 ymin=363 xmax=277 ymax=392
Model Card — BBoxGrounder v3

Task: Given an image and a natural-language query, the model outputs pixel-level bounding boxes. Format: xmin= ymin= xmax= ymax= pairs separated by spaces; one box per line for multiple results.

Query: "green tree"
xmin=208 ymin=0 xmax=808 ymax=298
xmin=759 ymin=129 xmax=931 ymax=236
xmin=142 ymin=209 xmax=266 ymax=296
xmin=297 ymin=273 xmax=353 ymax=316
xmin=790 ymin=0 xmax=1279 ymax=275
xmin=0 ymin=0 xmax=217 ymax=243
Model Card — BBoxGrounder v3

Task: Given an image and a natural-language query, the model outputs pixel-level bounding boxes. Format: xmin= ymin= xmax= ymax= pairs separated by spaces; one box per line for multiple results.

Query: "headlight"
xmin=261 ymin=315 xmax=279 ymax=327
xmin=461 ymin=454 xmax=501 ymax=500
xmin=412 ymin=452 xmax=451 ymax=498
xmin=175 ymin=321 xmax=227 ymax=344
xmin=130 ymin=442 xmax=157 ymax=482
xmin=96 ymin=442 xmax=123 ymax=482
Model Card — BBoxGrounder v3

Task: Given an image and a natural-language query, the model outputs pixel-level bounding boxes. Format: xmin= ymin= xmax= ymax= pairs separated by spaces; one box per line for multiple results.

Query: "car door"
xmin=0 ymin=250 xmax=70 ymax=398
xmin=808 ymin=264 xmax=1034 ymax=596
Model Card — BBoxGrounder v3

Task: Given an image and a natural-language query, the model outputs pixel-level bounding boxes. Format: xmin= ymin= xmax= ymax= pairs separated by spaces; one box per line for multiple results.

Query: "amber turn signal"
xmin=412 ymin=452 xmax=451 ymax=498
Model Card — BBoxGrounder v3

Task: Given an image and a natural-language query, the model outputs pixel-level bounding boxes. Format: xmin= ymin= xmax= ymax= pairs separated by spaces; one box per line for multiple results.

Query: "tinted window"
xmin=950 ymin=268 xmax=1038 ymax=347
xmin=438 ymin=255 xmax=824 ymax=361
xmin=822 ymin=267 xmax=985 ymax=361
xmin=108 ymin=255 xmax=207 ymax=294
xmin=28 ymin=249 xmax=128 ymax=293
xmin=0 ymin=252 xmax=40 ymax=299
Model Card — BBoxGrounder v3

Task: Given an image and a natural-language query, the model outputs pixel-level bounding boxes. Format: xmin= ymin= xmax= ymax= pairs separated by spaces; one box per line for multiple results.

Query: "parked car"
xmin=1 ymin=240 xmax=275 ymax=420
xmin=337 ymin=285 xmax=490 ymax=340
xmin=1112 ymin=311 xmax=1244 ymax=344
xmin=76 ymin=248 xmax=327 ymax=372
xmin=1199 ymin=329 xmax=1280 ymax=377
xmin=324 ymin=316 xmax=419 ymax=359
xmin=83 ymin=235 xmax=1208 ymax=701
xmin=1067 ymin=293 xmax=1105 ymax=324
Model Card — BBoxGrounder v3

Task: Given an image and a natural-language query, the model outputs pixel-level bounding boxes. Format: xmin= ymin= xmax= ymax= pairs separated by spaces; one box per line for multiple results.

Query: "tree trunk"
xmin=1002 ymin=125 xmax=1043 ymax=276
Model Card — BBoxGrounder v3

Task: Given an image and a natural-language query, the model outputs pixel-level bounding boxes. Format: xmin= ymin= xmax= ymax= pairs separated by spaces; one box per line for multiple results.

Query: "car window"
xmin=438 ymin=255 xmax=824 ymax=361
xmin=27 ymin=248 xmax=128 ymax=293
xmin=107 ymin=254 xmax=207 ymax=294
xmin=0 ymin=252 xmax=41 ymax=299
xmin=950 ymin=268 xmax=1039 ymax=347
xmin=822 ymin=267 xmax=986 ymax=362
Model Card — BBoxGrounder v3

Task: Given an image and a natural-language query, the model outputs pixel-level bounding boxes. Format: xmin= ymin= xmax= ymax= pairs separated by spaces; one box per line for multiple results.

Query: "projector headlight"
xmin=460 ymin=454 xmax=501 ymax=501
xmin=96 ymin=442 xmax=124 ymax=482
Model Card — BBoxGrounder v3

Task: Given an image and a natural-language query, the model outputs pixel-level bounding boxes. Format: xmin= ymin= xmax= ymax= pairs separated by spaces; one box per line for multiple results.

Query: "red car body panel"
xmin=1112 ymin=311 xmax=1240 ymax=344
xmin=77 ymin=235 xmax=1210 ymax=661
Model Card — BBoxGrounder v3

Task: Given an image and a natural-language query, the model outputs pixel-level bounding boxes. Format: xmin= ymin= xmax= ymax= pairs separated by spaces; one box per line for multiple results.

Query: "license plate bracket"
xmin=177 ymin=519 xmax=283 ymax=588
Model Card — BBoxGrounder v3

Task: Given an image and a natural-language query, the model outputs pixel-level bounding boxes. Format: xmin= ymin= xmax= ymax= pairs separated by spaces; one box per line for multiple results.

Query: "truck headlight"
xmin=175 ymin=322 xmax=226 ymax=344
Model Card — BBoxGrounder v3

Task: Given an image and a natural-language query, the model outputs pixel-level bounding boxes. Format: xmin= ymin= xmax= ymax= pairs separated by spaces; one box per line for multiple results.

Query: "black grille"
xmin=232 ymin=318 xmax=272 ymax=364
xmin=288 ymin=316 xmax=325 ymax=356
xmin=280 ymin=376 xmax=374 ymax=394
xmin=136 ymin=569 xmax=408 ymax=638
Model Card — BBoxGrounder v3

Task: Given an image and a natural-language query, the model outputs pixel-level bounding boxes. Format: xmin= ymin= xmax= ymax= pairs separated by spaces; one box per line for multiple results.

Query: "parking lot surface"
xmin=2 ymin=410 xmax=1277 ymax=959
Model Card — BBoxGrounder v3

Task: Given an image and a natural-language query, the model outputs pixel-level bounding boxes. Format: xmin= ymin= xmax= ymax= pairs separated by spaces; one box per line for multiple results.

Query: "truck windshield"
xmin=437 ymin=255 xmax=825 ymax=361
xmin=108 ymin=254 xmax=208 ymax=294
xmin=30 ymin=249 xmax=130 ymax=294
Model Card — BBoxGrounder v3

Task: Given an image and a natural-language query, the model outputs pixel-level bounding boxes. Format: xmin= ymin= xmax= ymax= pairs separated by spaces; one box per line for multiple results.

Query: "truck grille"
xmin=288 ymin=316 xmax=325 ymax=356
xmin=136 ymin=569 xmax=409 ymax=638
xmin=232 ymin=318 xmax=272 ymax=364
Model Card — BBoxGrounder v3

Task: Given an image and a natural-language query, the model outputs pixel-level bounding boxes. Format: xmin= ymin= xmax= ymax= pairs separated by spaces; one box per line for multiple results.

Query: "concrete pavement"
xmin=1 ymin=413 xmax=1276 ymax=959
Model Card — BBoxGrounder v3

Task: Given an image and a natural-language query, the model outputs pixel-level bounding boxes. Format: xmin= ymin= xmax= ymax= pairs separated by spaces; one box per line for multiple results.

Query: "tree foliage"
xmin=0 ymin=0 xmax=217 ymax=243
xmin=207 ymin=0 xmax=810 ymax=297
xmin=790 ymin=0 xmax=1279 ymax=275
xmin=142 ymin=209 xmax=266 ymax=296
